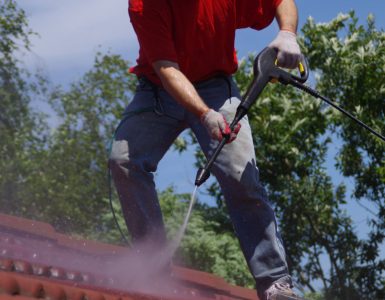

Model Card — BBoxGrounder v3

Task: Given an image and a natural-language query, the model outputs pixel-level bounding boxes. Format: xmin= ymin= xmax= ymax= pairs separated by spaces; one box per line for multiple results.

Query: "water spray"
xmin=161 ymin=186 xmax=199 ymax=260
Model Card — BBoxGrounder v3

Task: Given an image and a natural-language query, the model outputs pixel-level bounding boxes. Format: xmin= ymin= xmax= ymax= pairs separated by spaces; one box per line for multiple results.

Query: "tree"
xmin=302 ymin=12 xmax=385 ymax=299
xmin=0 ymin=0 xmax=136 ymax=240
xmin=26 ymin=52 xmax=137 ymax=238
xmin=0 ymin=0 xmax=48 ymax=215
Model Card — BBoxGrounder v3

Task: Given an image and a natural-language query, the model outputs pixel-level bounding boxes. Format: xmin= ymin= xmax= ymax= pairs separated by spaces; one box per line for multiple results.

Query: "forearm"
xmin=152 ymin=60 xmax=209 ymax=118
xmin=275 ymin=0 xmax=298 ymax=34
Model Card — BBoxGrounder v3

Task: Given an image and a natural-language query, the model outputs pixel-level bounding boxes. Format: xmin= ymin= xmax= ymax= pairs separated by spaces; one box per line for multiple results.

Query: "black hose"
xmin=289 ymin=80 xmax=385 ymax=143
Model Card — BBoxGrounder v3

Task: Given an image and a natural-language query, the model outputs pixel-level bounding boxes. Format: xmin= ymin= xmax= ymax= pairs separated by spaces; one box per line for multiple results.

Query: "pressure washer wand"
xmin=195 ymin=48 xmax=290 ymax=187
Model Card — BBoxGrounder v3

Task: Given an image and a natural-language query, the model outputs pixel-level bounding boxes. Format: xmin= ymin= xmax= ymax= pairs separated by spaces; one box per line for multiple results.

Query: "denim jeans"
xmin=108 ymin=76 xmax=292 ymax=292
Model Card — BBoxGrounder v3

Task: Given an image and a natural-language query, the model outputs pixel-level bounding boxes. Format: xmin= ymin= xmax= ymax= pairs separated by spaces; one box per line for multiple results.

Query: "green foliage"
xmin=302 ymin=12 xmax=385 ymax=201
xmin=0 ymin=0 xmax=136 ymax=241
xmin=301 ymin=12 xmax=385 ymax=299
xmin=0 ymin=0 xmax=48 ymax=216
xmin=0 ymin=0 xmax=33 ymax=60
xmin=303 ymin=291 xmax=325 ymax=300
xmin=25 ymin=52 xmax=137 ymax=236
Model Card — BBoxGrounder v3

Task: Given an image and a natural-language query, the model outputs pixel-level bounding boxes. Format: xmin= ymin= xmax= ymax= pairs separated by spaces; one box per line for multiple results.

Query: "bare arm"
xmin=275 ymin=0 xmax=298 ymax=34
xmin=152 ymin=60 xmax=210 ymax=118
xmin=152 ymin=60 xmax=241 ymax=142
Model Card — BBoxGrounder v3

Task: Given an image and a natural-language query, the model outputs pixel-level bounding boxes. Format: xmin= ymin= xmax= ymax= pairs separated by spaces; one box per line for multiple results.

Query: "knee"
xmin=109 ymin=157 xmax=157 ymax=187
xmin=109 ymin=139 xmax=128 ymax=162
xmin=219 ymin=167 xmax=269 ymax=206
xmin=108 ymin=140 xmax=129 ymax=173
xmin=108 ymin=140 xmax=156 ymax=176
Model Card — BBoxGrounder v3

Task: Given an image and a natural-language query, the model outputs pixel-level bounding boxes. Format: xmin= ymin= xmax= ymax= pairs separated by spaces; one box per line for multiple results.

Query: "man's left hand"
xmin=268 ymin=30 xmax=302 ymax=69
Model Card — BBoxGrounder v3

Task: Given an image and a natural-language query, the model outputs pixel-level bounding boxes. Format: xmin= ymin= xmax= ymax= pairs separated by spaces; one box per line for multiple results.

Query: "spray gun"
xmin=194 ymin=47 xmax=308 ymax=187
xmin=194 ymin=47 xmax=385 ymax=187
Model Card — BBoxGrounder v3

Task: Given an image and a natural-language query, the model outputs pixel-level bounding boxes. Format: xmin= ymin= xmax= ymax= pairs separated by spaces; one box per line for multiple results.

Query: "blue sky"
xmin=18 ymin=0 xmax=384 ymax=247
xmin=18 ymin=0 xmax=385 ymax=86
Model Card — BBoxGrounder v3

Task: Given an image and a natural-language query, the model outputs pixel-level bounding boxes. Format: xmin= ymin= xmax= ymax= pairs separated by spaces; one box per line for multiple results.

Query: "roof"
xmin=0 ymin=213 xmax=259 ymax=300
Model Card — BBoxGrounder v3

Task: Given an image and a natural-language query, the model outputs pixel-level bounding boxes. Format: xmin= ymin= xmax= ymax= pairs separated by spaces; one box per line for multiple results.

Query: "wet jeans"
xmin=108 ymin=76 xmax=292 ymax=292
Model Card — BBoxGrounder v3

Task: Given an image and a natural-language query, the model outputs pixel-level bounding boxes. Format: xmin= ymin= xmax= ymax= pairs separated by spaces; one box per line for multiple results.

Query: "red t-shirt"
xmin=129 ymin=0 xmax=282 ymax=85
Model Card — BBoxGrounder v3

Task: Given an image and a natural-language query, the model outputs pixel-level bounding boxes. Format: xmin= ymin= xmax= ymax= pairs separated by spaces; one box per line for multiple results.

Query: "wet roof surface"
xmin=0 ymin=213 xmax=258 ymax=300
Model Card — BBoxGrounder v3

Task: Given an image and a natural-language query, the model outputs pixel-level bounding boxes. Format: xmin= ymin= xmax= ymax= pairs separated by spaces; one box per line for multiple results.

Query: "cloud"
xmin=17 ymin=0 xmax=139 ymax=84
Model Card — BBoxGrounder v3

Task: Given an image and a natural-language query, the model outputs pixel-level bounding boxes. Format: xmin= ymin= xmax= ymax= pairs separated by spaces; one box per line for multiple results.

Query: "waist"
xmin=138 ymin=73 xmax=233 ymax=90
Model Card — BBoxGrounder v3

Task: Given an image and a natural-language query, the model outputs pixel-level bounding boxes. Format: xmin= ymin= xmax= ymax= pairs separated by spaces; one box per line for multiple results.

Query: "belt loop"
xmin=222 ymin=75 xmax=232 ymax=99
xmin=139 ymin=76 xmax=164 ymax=116
xmin=152 ymin=84 xmax=164 ymax=116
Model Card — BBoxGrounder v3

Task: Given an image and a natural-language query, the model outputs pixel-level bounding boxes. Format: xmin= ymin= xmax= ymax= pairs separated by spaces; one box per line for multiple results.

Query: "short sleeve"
xmin=129 ymin=0 xmax=178 ymax=63
xmin=236 ymin=0 xmax=283 ymax=30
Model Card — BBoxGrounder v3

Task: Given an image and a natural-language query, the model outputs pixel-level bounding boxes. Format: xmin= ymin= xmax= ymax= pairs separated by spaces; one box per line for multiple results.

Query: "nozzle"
xmin=195 ymin=167 xmax=211 ymax=187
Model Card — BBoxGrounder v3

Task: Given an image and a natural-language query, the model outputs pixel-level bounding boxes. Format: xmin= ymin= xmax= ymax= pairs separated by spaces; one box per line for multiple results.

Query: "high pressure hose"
xmin=289 ymin=79 xmax=385 ymax=142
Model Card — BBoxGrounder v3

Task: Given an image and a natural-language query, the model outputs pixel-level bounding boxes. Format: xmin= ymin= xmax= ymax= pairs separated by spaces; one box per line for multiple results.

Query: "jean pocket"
xmin=126 ymin=83 xmax=185 ymax=120
xmin=124 ymin=89 xmax=155 ymax=115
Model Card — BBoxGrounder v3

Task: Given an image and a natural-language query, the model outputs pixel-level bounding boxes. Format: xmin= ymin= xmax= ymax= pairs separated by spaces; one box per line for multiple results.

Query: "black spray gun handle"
xmin=239 ymin=47 xmax=308 ymax=116
xmin=195 ymin=47 xmax=309 ymax=187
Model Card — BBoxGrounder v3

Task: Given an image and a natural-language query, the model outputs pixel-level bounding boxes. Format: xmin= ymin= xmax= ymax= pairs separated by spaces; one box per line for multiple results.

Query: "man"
xmin=109 ymin=0 xmax=303 ymax=299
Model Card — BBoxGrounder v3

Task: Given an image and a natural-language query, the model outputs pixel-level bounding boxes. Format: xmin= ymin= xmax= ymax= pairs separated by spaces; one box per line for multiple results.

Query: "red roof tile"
xmin=0 ymin=213 xmax=258 ymax=300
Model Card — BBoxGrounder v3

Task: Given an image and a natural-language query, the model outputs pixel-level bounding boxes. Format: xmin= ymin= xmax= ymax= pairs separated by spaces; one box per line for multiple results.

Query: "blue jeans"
xmin=109 ymin=76 xmax=292 ymax=292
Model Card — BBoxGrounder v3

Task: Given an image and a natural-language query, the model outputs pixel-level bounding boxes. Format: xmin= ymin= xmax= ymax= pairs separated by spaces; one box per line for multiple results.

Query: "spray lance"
xmin=194 ymin=47 xmax=385 ymax=187
xmin=167 ymin=48 xmax=309 ymax=253
xmin=169 ymin=47 xmax=385 ymax=255
xmin=165 ymin=47 xmax=310 ymax=254
xmin=195 ymin=47 xmax=308 ymax=187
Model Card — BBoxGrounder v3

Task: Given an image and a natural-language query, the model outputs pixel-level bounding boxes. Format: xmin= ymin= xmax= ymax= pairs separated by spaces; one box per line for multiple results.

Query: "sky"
xmin=18 ymin=0 xmax=385 ymax=86
xmin=17 ymin=1 xmax=384 ymax=242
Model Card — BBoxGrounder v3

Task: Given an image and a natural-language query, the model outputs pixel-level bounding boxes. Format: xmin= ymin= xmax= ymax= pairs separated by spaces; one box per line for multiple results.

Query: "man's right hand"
xmin=152 ymin=61 xmax=241 ymax=142
xmin=201 ymin=109 xmax=241 ymax=143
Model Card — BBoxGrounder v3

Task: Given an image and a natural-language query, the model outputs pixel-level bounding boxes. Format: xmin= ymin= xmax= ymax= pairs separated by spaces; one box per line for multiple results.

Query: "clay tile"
xmin=65 ymin=289 xmax=87 ymax=300
xmin=14 ymin=261 xmax=33 ymax=274
xmin=18 ymin=279 xmax=44 ymax=298
xmin=49 ymin=267 xmax=67 ymax=280
xmin=0 ymin=258 xmax=14 ymax=271
xmin=32 ymin=264 xmax=51 ymax=276
xmin=81 ymin=290 xmax=106 ymax=300
xmin=81 ymin=272 xmax=95 ymax=284
xmin=41 ymin=282 xmax=66 ymax=300
xmin=66 ymin=270 xmax=82 ymax=282
xmin=1 ymin=296 xmax=34 ymax=300
xmin=95 ymin=276 xmax=114 ymax=287
xmin=0 ymin=274 xmax=19 ymax=295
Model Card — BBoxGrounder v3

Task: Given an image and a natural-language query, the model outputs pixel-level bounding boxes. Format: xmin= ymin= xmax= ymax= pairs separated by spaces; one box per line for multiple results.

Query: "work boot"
xmin=262 ymin=281 xmax=304 ymax=300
